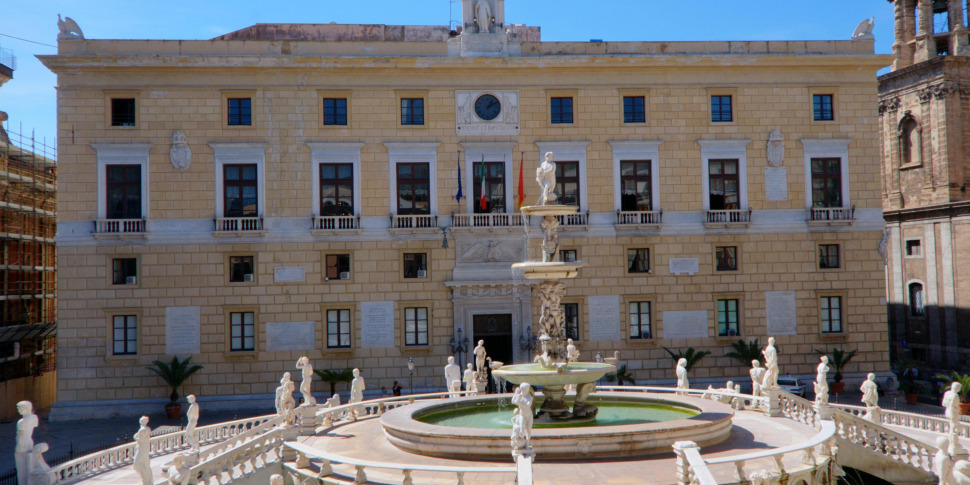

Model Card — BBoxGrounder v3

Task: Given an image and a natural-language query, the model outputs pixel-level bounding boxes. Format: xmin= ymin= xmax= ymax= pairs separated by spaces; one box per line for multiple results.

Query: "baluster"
xmin=355 ymin=465 xmax=367 ymax=484
xmin=403 ymin=469 xmax=413 ymax=485
xmin=735 ymin=460 xmax=746 ymax=482
xmin=318 ymin=459 xmax=333 ymax=477
xmin=295 ymin=450 xmax=310 ymax=468
xmin=773 ymin=455 xmax=784 ymax=474
xmin=456 ymin=471 xmax=465 ymax=485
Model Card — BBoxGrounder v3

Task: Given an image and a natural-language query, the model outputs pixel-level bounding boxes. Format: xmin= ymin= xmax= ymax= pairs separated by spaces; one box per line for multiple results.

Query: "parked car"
xmin=778 ymin=375 xmax=805 ymax=397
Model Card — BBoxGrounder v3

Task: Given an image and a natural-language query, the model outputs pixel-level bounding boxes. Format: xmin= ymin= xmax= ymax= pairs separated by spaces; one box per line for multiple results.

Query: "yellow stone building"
xmin=41 ymin=2 xmax=892 ymax=418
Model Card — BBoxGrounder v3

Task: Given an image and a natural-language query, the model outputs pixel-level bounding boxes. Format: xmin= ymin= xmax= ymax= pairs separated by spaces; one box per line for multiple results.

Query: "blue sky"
xmin=1 ymin=0 xmax=895 ymax=155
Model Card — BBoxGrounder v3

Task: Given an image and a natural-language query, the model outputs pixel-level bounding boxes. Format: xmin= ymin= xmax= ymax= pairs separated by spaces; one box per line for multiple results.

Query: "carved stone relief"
xmin=170 ymin=130 xmax=192 ymax=171
xmin=457 ymin=239 xmax=524 ymax=263
xmin=455 ymin=90 xmax=520 ymax=136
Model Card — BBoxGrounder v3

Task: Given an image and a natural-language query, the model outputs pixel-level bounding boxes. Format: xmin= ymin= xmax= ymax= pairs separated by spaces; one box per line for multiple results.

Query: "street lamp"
xmin=407 ymin=357 xmax=415 ymax=395
xmin=450 ymin=327 xmax=469 ymax=368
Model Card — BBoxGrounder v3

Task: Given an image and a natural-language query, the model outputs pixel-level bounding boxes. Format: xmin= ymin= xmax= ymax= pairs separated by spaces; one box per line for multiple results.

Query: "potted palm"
xmin=935 ymin=371 xmax=970 ymax=415
xmin=662 ymin=347 xmax=711 ymax=372
xmin=898 ymin=381 xmax=925 ymax=405
xmin=814 ymin=348 xmax=857 ymax=395
xmin=147 ymin=356 xmax=203 ymax=419
xmin=314 ymin=368 xmax=355 ymax=397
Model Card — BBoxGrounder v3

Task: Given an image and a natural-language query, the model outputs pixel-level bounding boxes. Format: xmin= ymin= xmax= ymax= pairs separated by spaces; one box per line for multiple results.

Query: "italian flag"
xmin=479 ymin=156 xmax=487 ymax=211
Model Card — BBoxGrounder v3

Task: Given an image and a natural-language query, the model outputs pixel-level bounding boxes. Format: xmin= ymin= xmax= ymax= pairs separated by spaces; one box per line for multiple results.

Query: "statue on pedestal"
xmin=475 ymin=0 xmax=492 ymax=33
xmin=350 ymin=368 xmax=366 ymax=415
xmin=510 ymin=383 xmax=534 ymax=454
xmin=16 ymin=401 xmax=38 ymax=485
xmin=675 ymin=358 xmax=689 ymax=395
xmin=860 ymin=373 xmax=880 ymax=421
xmin=536 ymin=152 xmax=557 ymax=206
xmin=185 ymin=395 xmax=200 ymax=451
xmin=296 ymin=356 xmax=316 ymax=406
xmin=134 ymin=416 xmax=153 ymax=485
xmin=474 ymin=340 xmax=488 ymax=380
xmin=815 ymin=356 xmax=830 ymax=405
xmin=750 ymin=360 xmax=765 ymax=397
xmin=463 ymin=363 xmax=478 ymax=393
xmin=444 ymin=356 xmax=461 ymax=397
xmin=761 ymin=337 xmax=779 ymax=389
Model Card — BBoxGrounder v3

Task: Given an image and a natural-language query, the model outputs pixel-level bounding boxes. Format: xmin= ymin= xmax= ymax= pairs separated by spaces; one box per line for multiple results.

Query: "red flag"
xmin=517 ymin=153 xmax=525 ymax=210
xmin=479 ymin=156 xmax=487 ymax=211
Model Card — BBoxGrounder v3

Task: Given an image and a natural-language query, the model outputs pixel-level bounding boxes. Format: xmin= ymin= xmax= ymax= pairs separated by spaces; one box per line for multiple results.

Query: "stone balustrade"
xmin=831 ymin=402 xmax=970 ymax=438
xmin=451 ymin=212 xmax=526 ymax=230
xmin=187 ymin=427 xmax=285 ymax=485
xmin=615 ymin=210 xmax=662 ymax=227
xmin=595 ymin=385 xmax=769 ymax=411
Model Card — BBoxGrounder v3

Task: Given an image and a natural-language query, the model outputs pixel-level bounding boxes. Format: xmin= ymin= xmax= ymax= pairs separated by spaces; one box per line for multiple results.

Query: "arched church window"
xmin=899 ymin=115 xmax=920 ymax=166
xmin=908 ymin=282 xmax=925 ymax=317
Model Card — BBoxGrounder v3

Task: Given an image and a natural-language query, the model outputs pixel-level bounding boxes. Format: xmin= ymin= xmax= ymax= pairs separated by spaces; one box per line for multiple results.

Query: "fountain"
xmin=381 ymin=152 xmax=734 ymax=459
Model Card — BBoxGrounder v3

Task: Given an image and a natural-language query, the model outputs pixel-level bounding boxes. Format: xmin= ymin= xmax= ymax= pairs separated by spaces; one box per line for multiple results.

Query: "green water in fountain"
xmin=417 ymin=401 xmax=698 ymax=429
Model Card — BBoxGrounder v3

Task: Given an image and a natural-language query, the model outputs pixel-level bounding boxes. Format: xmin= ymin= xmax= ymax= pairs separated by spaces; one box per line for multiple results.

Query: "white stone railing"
xmin=704 ymin=209 xmax=752 ymax=226
xmin=283 ymin=441 xmax=518 ymax=485
xmin=312 ymin=215 xmax=359 ymax=231
xmin=555 ymin=211 xmax=588 ymax=227
xmin=390 ymin=214 xmax=438 ymax=230
xmin=777 ymin=390 xmax=818 ymax=426
xmin=615 ymin=210 xmax=662 ymax=226
xmin=214 ymin=216 xmax=263 ymax=232
xmin=94 ymin=218 xmax=146 ymax=235
xmin=595 ymin=385 xmax=768 ymax=411
xmin=451 ymin=212 xmax=526 ymax=229
xmin=809 ymin=206 xmax=855 ymax=224
xmin=312 ymin=390 xmax=474 ymax=426
xmin=194 ymin=415 xmax=282 ymax=463
xmin=47 ymin=413 xmax=277 ymax=484
xmin=187 ymin=427 xmax=285 ymax=485
xmin=829 ymin=402 xmax=970 ymax=438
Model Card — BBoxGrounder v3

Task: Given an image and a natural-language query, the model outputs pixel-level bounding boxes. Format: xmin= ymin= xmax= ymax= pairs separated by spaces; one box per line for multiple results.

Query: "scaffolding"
xmin=0 ymin=126 xmax=56 ymax=382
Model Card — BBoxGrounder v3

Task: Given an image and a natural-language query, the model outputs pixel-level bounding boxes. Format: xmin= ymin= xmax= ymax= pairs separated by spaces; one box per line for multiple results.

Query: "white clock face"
xmin=474 ymin=94 xmax=502 ymax=121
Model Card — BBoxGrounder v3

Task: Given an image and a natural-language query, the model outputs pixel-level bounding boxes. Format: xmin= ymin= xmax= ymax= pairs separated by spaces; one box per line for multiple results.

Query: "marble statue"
xmin=134 ymin=416 xmax=153 ymax=485
xmin=536 ymin=152 xmax=557 ymax=205
xmin=510 ymin=383 xmax=534 ymax=452
xmin=276 ymin=372 xmax=296 ymax=424
xmin=935 ymin=437 xmax=956 ymax=485
xmin=475 ymin=0 xmax=492 ymax=33
xmin=815 ymin=356 xmax=830 ymax=405
xmin=953 ymin=461 xmax=970 ymax=485
xmin=535 ymin=281 xmax=567 ymax=360
xmin=169 ymin=130 xmax=191 ymax=171
xmin=185 ymin=395 xmax=200 ymax=451
xmin=761 ymin=337 xmax=779 ymax=389
xmin=166 ymin=453 xmax=189 ymax=485
xmin=851 ymin=17 xmax=875 ymax=41
xmin=463 ymin=363 xmax=478 ymax=393
xmin=56 ymin=14 xmax=84 ymax=40
xmin=943 ymin=382 xmax=963 ymax=425
xmin=270 ymin=474 xmax=284 ymax=485
xmin=540 ymin=216 xmax=560 ymax=263
xmin=860 ymin=373 xmax=879 ymax=409
xmin=28 ymin=443 xmax=53 ymax=485
xmin=675 ymin=358 xmax=689 ymax=395
xmin=350 ymin=368 xmax=366 ymax=415
xmin=566 ymin=338 xmax=579 ymax=362
xmin=296 ymin=356 xmax=316 ymax=406
xmin=445 ymin=356 xmax=462 ymax=397
xmin=16 ymin=401 xmax=38 ymax=485
xmin=474 ymin=340 xmax=488 ymax=379
xmin=750 ymin=360 xmax=765 ymax=397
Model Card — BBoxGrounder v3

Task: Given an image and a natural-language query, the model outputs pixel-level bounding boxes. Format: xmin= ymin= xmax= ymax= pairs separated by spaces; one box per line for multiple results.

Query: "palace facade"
xmin=41 ymin=1 xmax=892 ymax=418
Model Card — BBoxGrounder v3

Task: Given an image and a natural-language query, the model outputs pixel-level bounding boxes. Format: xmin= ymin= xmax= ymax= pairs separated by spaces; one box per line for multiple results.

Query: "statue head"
xmin=867 ymin=373 xmax=876 ymax=382
xmin=281 ymin=372 xmax=291 ymax=383
xmin=544 ymin=152 xmax=554 ymax=164
xmin=938 ymin=436 xmax=949 ymax=448
xmin=567 ymin=338 xmax=574 ymax=346
xmin=187 ymin=394 xmax=196 ymax=404
xmin=353 ymin=368 xmax=360 ymax=378
xmin=140 ymin=415 xmax=149 ymax=426
xmin=478 ymin=339 xmax=484 ymax=347
xmin=467 ymin=363 xmax=473 ymax=370
xmin=768 ymin=337 xmax=775 ymax=345
xmin=16 ymin=400 xmax=32 ymax=416
xmin=751 ymin=360 xmax=761 ymax=368
xmin=953 ymin=382 xmax=962 ymax=393
xmin=677 ymin=358 xmax=687 ymax=368
xmin=447 ymin=356 xmax=455 ymax=365
xmin=727 ymin=380 xmax=734 ymax=389
xmin=519 ymin=382 xmax=530 ymax=393
xmin=820 ymin=356 xmax=828 ymax=364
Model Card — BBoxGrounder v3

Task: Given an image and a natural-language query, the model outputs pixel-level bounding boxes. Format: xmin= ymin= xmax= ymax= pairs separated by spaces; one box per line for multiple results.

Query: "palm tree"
xmin=814 ymin=348 xmax=858 ymax=383
xmin=662 ymin=347 xmax=711 ymax=371
xmin=725 ymin=338 xmax=763 ymax=366
xmin=604 ymin=364 xmax=636 ymax=385
xmin=935 ymin=372 xmax=970 ymax=403
xmin=146 ymin=356 xmax=203 ymax=402
xmin=314 ymin=368 xmax=355 ymax=396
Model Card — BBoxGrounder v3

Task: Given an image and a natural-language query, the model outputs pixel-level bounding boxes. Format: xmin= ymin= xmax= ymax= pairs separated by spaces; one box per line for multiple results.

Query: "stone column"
xmin=950 ymin=0 xmax=970 ymax=55
xmin=672 ymin=441 xmax=699 ymax=485
xmin=893 ymin=0 xmax=914 ymax=69
xmin=914 ymin=0 xmax=936 ymax=62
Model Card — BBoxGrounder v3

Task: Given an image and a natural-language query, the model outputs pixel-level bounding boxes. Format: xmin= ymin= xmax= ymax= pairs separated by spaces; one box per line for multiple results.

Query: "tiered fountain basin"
xmin=381 ymin=392 xmax=734 ymax=460
xmin=492 ymin=362 xmax=614 ymax=387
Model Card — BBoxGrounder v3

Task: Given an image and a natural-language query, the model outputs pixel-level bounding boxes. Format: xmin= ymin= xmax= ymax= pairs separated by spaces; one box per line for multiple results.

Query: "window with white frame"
xmin=308 ymin=143 xmax=363 ymax=218
xmin=611 ymin=141 xmax=662 ymax=213
xmin=93 ymin=144 xmax=151 ymax=221
xmin=801 ymin=139 xmax=851 ymax=210
xmin=210 ymin=143 xmax=267 ymax=219
xmin=697 ymin=139 xmax=749 ymax=211
xmin=385 ymin=143 xmax=440 ymax=216
xmin=460 ymin=143 xmax=514 ymax=214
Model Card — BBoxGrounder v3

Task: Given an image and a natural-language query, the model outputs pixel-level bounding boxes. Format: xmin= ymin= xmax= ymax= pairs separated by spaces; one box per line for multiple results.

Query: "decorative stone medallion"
xmin=456 ymin=90 xmax=519 ymax=136
xmin=169 ymin=130 xmax=191 ymax=171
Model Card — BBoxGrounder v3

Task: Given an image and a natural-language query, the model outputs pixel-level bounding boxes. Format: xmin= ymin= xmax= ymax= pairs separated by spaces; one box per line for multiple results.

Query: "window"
xmin=323 ymin=98 xmax=348 ymax=126
xmin=397 ymin=163 xmax=430 ymax=215
xmin=711 ymin=95 xmax=733 ymax=122
xmin=623 ymin=96 xmax=645 ymax=123
xmin=560 ymin=249 xmax=578 ymax=262
xmin=473 ymin=161 xmax=506 ymax=214
xmin=320 ymin=163 xmax=354 ymax=216
xmin=404 ymin=253 xmax=428 ymax=279
xmin=326 ymin=309 xmax=351 ymax=348
xmin=224 ymin=164 xmax=258 ymax=217
xmin=820 ymin=296 xmax=843 ymax=333
xmin=325 ymin=254 xmax=351 ymax=280
xmin=629 ymin=301 xmax=652 ymax=339
xmin=909 ymin=283 xmax=925 ymax=317
xmin=708 ymin=159 xmax=740 ymax=210
xmin=620 ymin=160 xmax=652 ymax=211
xmin=106 ymin=165 xmax=142 ymax=219
xmin=905 ymin=239 xmax=922 ymax=257
xmin=627 ymin=248 xmax=650 ymax=274
xmin=818 ymin=244 xmax=840 ymax=269
xmin=716 ymin=299 xmax=740 ymax=336
xmin=813 ymin=94 xmax=834 ymax=121
xmin=811 ymin=158 xmax=842 ymax=208
xmin=401 ymin=98 xmax=424 ymax=125
xmin=556 ymin=161 xmax=580 ymax=207
xmin=404 ymin=307 xmax=429 ymax=346
xmin=112 ymin=258 xmax=137 ymax=285
xmin=111 ymin=98 xmax=136 ymax=127
xmin=229 ymin=256 xmax=254 ymax=283
xmin=227 ymin=98 xmax=252 ymax=126
xmin=715 ymin=246 xmax=737 ymax=271
xmin=230 ymin=311 xmax=255 ymax=351
xmin=551 ymin=97 xmax=573 ymax=124
xmin=562 ymin=302 xmax=579 ymax=340
xmin=112 ymin=315 xmax=137 ymax=355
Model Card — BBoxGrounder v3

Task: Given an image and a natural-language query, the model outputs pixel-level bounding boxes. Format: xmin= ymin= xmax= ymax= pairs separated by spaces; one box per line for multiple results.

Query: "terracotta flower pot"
xmin=830 ymin=381 xmax=846 ymax=395
xmin=905 ymin=393 xmax=918 ymax=405
xmin=960 ymin=402 xmax=970 ymax=416
xmin=165 ymin=402 xmax=182 ymax=419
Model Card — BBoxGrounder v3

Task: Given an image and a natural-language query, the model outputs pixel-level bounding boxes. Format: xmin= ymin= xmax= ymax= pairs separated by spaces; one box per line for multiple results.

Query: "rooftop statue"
xmin=56 ymin=14 xmax=84 ymax=40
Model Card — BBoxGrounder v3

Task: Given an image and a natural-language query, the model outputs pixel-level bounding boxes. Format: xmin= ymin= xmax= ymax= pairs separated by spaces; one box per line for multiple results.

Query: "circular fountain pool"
xmin=381 ymin=392 xmax=734 ymax=460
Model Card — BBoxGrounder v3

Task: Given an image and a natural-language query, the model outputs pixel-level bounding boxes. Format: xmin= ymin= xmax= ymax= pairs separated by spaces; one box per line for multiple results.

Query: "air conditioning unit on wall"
xmin=126 ymin=276 xmax=137 ymax=285
xmin=339 ymin=272 xmax=350 ymax=280
xmin=416 ymin=270 xmax=427 ymax=278
xmin=243 ymin=273 xmax=254 ymax=282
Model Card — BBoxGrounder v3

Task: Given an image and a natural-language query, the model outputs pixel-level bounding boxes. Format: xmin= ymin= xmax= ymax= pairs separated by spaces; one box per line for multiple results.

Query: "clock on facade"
xmin=474 ymin=94 xmax=501 ymax=121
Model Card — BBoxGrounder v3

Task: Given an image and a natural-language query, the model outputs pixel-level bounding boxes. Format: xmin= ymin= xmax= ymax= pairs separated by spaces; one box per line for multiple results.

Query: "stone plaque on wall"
xmin=765 ymin=291 xmax=797 ymax=336
xmin=266 ymin=322 xmax=315 ymax=351
xmin=669 ymin=258 xmax=699 ymax=276
xmin=765 ymin=167 xmax=788 ymax=201
xmin=274 ymin=266 xmax=306 ymax=283
xmin=166 ymin=306 xmax=200 ymax=355
xmin=662 ymin=311 xmax=709 ymax=339
xmin=587 ymin=295 xmax=621 ymax=341
xmin=455 ymin=90 xmax=520 ymax=136
xmin=361 ymin=301 xmax=395 ymax=348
